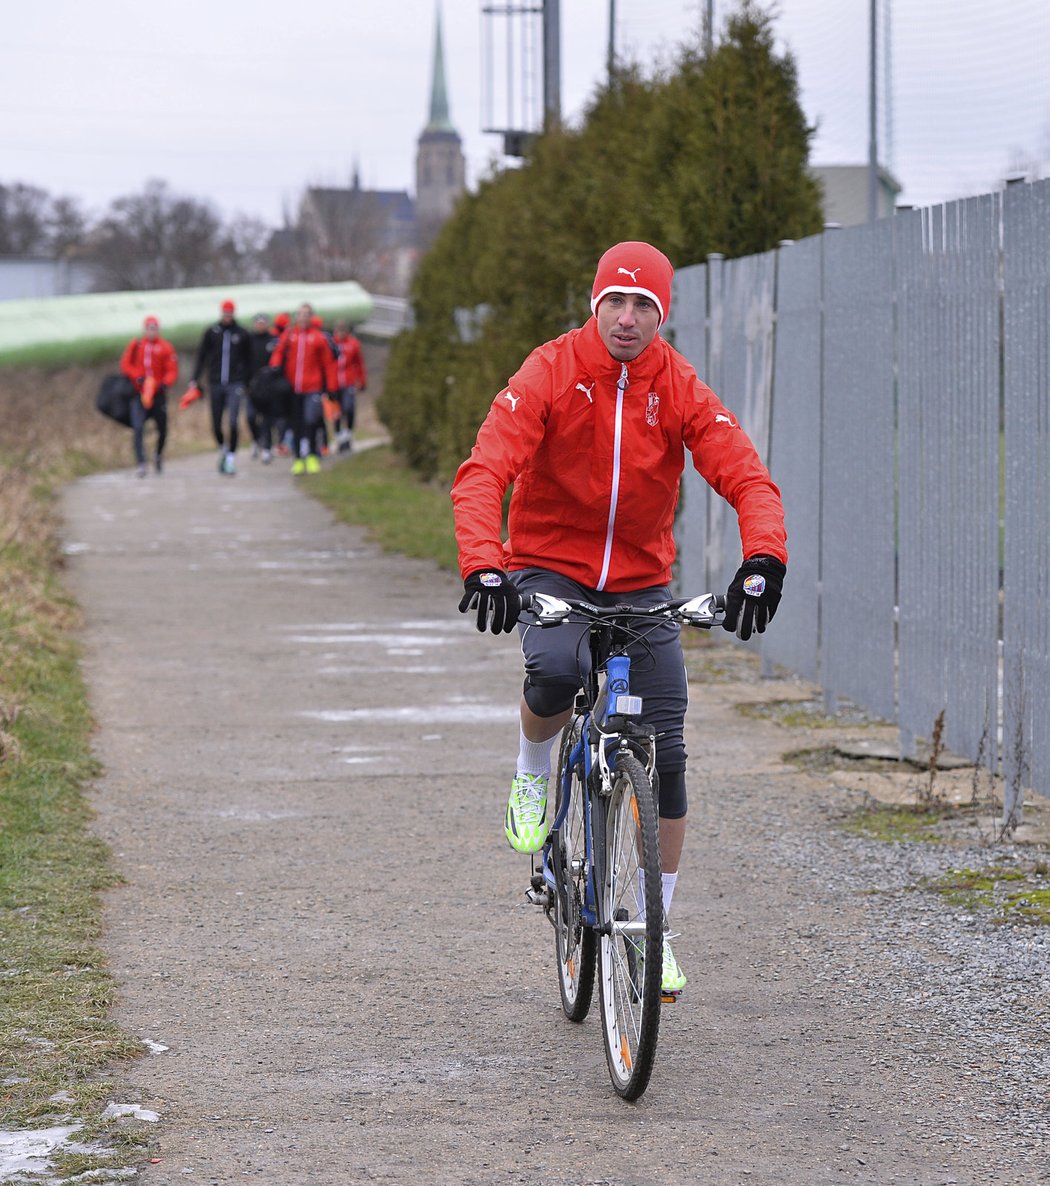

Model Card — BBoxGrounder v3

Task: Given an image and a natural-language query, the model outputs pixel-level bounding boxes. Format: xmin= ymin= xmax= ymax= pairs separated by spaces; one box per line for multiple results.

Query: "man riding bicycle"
xmin=452 ymin=241 xmax=788 ymax=994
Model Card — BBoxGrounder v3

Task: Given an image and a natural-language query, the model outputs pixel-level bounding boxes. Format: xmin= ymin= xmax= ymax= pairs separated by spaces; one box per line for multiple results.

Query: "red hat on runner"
xmin=590 ymin=241 xmax=674 ymax=327
xmin=274 ymin=312 xmax=290 ymax=330
xmin=221 ymin=299 xmax=235 ymax=313
xmin=143 ymin=315 xmax=159 ymax=329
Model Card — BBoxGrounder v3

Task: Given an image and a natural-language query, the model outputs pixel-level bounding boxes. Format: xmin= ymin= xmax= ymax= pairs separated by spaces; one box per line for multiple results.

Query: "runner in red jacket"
xmin=268 ymin=303 xmax=337 ymax=474
xmin=332 ymin=322 xmax=368 ymax=453
xmin=451 ymin=241 xmax=788 ymax=994
xmin=119 ymin=315 xmax=179 ymax=477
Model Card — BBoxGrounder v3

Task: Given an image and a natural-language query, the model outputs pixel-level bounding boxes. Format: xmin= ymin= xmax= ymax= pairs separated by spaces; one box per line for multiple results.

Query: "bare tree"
xmin=307 ymin=188 xmax=391 ymax=287
xmin=277 ymin=182 xmax=403 ymax=291
xmin=0 ymin=182 xmax=89 ymax=257
xmin=0 ymin=182 xmax=57 ymax=255
xmin=218 ymin=213 xmax=271 ymax=283
xmin=87 ymin=179 xmax=227 ymax=290
xmin=48 ymin=195 xmax=88 ymax=256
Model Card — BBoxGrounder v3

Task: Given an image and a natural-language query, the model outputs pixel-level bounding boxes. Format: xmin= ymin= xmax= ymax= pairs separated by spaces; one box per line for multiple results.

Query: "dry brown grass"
xmin=0 ymin=361 xmax=214 ymax=720
xmin=0 ymin=361 xmax=215 ymax=552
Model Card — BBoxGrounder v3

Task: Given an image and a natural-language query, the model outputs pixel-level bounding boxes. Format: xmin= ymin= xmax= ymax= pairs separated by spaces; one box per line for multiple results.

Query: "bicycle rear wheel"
xmin=552 ymin=717 xmax=596 ymax=1021
xmin=595 ymin=753 xmax=663 ymax=1100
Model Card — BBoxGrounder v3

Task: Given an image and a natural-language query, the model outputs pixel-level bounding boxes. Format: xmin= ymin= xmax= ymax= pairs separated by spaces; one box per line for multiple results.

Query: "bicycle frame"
xmin=524 ymin=591 xmax=723 ymax=923
xmin=541 ymin=628 xmax=656 ymax=936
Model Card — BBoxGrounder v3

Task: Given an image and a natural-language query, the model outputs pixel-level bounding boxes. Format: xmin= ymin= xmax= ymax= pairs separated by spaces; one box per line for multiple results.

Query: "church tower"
xmin=415 ymin=7 xmax=466 ymax=251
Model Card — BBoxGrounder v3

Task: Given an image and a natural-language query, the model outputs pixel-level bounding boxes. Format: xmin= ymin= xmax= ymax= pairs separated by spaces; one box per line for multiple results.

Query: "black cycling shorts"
xmin=512 ymin=568 xmax=689 ymax=819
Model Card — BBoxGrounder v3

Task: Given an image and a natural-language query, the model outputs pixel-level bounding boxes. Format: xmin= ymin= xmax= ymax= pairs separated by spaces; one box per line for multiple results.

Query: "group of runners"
xmin=117 ymin=300 xmax=367 ymax=477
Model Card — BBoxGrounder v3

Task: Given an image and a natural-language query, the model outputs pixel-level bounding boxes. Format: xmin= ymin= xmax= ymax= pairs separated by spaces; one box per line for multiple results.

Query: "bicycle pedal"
xmin=525 ymin=886 xmax=550 ymax=908
xmin=661 ymin=991 xmax=682 ymax=1004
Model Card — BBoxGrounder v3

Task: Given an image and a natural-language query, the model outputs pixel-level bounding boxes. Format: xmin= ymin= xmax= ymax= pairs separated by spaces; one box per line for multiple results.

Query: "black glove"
xmin=723 ymin=555 xmax=785 ymax=641
xmin=459 ymin=569 xmax=522 ymax=634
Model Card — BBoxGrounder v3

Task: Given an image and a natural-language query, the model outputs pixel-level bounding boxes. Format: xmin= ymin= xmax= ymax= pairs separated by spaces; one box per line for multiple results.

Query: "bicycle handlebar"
xmin=520 ymin=591 xmax=726 ymax=630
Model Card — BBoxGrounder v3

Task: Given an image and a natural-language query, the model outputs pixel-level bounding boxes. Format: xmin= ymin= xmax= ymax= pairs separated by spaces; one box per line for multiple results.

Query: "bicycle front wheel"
xmin=595 ymin=754 xmax=663 ymax=1100
xmin=552 ymin=717 xmax=596 ymax=1021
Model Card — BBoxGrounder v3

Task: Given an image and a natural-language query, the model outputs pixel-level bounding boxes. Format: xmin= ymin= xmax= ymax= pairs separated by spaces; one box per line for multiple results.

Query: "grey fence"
xmin=667 ymin=177 xmax=1050 ymax=818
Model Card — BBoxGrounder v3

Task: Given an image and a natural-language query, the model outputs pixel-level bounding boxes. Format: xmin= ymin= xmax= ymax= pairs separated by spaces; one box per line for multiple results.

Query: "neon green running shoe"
xmin=504 ymin=773 xmax=549 ymax=854
xmin=636 ymin=936 xmax=687 ymax=995
xmin=291 ymin=458 xmax=306 ymax=475
xmin=305 ymin=454 xmax=321 ymax=474
xmin=660 ymin=939 xmax=687 ymax=993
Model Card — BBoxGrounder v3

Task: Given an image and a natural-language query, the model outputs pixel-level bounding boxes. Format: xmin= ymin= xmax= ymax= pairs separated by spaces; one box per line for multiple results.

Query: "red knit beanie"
xmin=590 ymin=241 xmax=674 ymax=326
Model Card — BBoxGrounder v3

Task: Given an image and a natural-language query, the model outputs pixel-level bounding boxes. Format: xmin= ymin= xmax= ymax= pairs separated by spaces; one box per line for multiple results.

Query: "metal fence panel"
xmin=763 ymin=236 xmax=823 ymax=681
xmin=1003 ymin=178 xmax=1050 ymax=809
xmin=669 ymin=262 xmax=707 ymax=375
xmin=669 ymin=263 xmax=709 ymax=595
xmin=821 ymin=221 xmax=897 ymax=721
xmin=896 ymin=198 xmax=1001 ymax=766
xmin=708 ymin=250 xmax=777 ymax=605
xmin=702 ymin=255 xmax=726 ymax=592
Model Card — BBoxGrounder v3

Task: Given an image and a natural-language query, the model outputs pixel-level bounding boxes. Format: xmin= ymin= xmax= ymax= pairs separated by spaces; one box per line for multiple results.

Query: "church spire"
xmin=425 ymin=5 xmax=454 ymax=134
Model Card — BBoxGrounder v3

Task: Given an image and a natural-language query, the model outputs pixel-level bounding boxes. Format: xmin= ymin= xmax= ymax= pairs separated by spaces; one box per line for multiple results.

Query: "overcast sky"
xmin=3 ymin=0 xmax=1048 ymax=227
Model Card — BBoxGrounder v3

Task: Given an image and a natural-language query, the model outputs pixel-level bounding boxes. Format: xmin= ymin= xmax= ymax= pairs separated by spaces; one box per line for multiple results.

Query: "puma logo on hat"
xmin=591 ymin=242 xmax=674 ymax=327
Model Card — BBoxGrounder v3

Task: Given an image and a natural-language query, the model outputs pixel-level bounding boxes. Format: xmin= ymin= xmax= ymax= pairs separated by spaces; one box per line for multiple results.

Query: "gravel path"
xmin=61 ymin=454 xmax=1049 ymax=1186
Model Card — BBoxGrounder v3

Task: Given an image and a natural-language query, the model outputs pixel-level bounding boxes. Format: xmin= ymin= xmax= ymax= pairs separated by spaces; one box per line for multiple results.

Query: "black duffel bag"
xmin=251 ymin=367 xmax=293 ymax=416
xmin=96 ymin=373 xmax=135 ymax=428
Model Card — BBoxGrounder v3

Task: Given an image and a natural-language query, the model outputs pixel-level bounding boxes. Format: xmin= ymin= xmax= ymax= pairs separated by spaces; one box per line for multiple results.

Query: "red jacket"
xmin=270 ymin=327 xmax=337 ymax=395
xmin=335 ymin=333 xmax=367 ymax=389
xmin=451 ymin=318 xmax=787 ymax=593
xmin=120 ymin=336 xmax=179 ymax=389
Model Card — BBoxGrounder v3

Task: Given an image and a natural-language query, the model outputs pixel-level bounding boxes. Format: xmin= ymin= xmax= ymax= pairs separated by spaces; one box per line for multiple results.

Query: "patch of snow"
xmin=0 ymin=1123 xmax=83 ymax=1177
xmin=100 ymin=1103 xmax=160 ymax=1123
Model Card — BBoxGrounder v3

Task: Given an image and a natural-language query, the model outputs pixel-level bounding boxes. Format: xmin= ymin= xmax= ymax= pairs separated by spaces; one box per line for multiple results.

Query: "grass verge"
xmin=0 ymin=360 xmax=217 ymax=1176
xmin=308 ymin=444 xmax=459 ymax=573
xmin=0 ymin=538 xmax=150 ymax=1170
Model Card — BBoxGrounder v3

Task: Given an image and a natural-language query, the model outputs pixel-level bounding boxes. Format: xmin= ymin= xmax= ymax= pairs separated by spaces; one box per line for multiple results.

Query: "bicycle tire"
xmin=595 ymin=753 xmax=663 ymax=1100
xmin=552 ymin=716 xmax=596 ymax=1021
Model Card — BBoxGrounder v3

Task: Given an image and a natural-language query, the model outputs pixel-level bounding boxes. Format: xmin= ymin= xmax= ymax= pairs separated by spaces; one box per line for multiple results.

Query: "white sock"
xmin=516 ymin=729 xmax=555 ymax=777
xmin=636 ymin=869 xmax=679 ymax=920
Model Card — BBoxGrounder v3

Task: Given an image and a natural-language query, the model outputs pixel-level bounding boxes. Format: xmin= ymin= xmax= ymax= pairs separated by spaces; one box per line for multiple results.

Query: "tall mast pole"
xmin=543 ymin=0 xmax=561 ymax=128
xmin=867 ymin=0 xmax=878 ymax=221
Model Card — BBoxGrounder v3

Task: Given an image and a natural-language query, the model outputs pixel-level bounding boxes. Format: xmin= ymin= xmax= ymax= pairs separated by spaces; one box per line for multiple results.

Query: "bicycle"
xmin=520 ymin=590 xmax=725 ymax=1100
